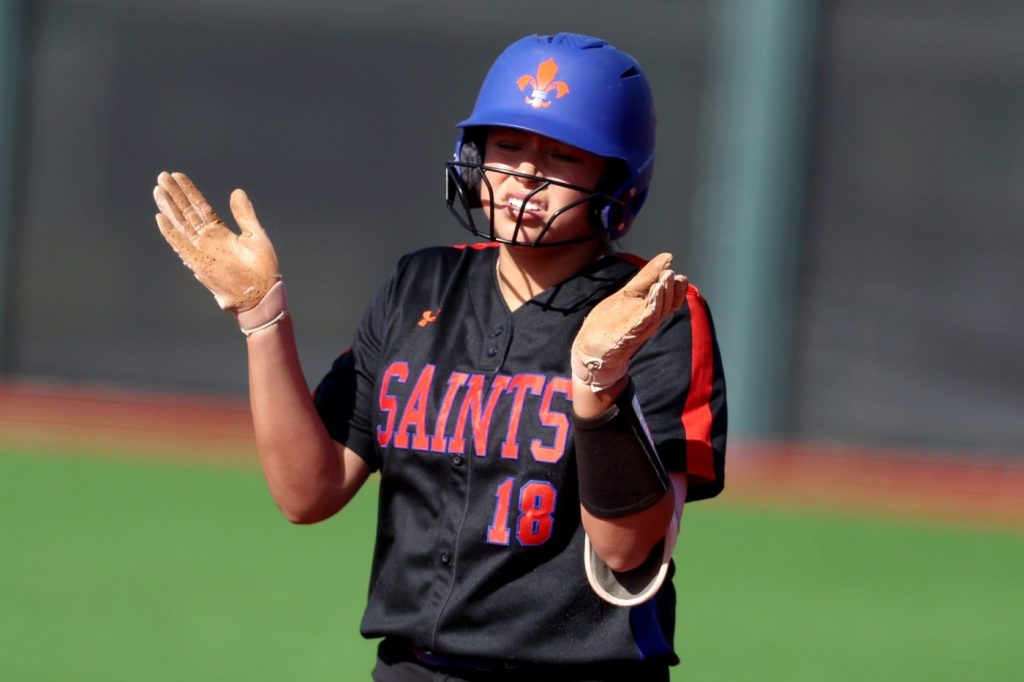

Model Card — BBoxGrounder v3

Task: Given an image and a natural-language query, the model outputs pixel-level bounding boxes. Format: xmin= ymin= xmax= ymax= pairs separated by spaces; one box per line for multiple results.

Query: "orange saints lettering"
xmin=376 ymin=361 xmax=572 ymax=463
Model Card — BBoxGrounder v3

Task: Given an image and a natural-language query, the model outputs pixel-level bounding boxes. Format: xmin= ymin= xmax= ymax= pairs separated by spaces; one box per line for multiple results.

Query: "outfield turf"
xmin=1 ymin=447 xmax=1021 ymax=681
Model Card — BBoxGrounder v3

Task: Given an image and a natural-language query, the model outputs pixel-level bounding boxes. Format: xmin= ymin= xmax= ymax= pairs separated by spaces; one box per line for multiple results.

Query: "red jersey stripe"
xmin=681 ymin=286 xmax=717 ymax=482
xmin=450 ymin=242 xmax=501 ymax=250
xmin=617 ymin=252 xmax=648 ymax=268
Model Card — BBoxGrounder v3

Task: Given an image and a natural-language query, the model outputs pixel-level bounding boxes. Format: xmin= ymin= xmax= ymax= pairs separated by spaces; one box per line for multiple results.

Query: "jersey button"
xmin=451 ymin=454 xmax=464 ymax=467
xmin=486 ymin=346 xmax=498 ymax=357
xmin=440 ymin=551 xmax=451 ymax=565
xmin=489 ymin=325 xmax=504 ymax=337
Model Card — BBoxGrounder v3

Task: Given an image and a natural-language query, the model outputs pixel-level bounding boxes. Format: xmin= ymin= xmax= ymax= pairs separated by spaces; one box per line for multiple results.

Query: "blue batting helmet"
xmin=446 ymin=33 xmax=657 ymax=244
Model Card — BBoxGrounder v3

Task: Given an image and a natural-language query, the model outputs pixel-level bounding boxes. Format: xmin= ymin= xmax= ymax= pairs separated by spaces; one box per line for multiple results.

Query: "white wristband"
xmin=236 ymin=281 xmax=288 ymax=336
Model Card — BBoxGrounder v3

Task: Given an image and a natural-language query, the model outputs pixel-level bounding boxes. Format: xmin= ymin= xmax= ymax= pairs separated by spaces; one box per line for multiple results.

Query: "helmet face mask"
xmin=447 ymin=33 xmax=656 ymax=245
xmin=445 ymin=158 xmax=626 ymax=248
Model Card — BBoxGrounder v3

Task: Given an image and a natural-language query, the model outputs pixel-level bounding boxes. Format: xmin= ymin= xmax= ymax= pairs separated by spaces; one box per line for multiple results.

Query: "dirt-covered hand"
xmin=571 ymin=252 xmax=689 ymax=391
xmin=153 ymin=171 xmax=280 ymax=313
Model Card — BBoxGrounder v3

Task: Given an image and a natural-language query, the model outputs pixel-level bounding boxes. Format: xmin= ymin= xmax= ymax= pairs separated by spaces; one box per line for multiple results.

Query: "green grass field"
xmin=1 ymin=447 xmax=1021 ymax=681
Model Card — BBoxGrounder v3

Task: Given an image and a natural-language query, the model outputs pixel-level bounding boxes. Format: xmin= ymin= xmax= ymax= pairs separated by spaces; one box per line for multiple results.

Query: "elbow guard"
xmin=572 ymin=381 xmax=670 ymax=518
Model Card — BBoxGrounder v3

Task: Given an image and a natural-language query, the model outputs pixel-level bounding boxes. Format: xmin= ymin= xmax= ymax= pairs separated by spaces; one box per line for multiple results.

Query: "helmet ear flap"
xmin=604 ymin=189 xmax=648 ymax=239
xmin=587 ymin=160 xmax=630 ymax=234
xmin=628 ymin=187 xmax=648 ymax=216
xmin=458 ymin=129 xmax=487 ymax=209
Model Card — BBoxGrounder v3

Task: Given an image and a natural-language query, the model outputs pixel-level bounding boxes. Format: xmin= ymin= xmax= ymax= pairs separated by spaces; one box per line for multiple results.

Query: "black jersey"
xmin=314 ymin=243 xmax=726 ymax=666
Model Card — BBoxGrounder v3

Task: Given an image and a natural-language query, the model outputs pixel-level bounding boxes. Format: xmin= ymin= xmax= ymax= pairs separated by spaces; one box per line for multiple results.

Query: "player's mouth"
xmin=506 ymin=195 xmax=545 ymax=220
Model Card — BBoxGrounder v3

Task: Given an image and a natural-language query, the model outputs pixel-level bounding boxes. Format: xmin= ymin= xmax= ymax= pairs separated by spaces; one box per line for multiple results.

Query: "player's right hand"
xmin=153 ymin=171 xmax=281 ymax=313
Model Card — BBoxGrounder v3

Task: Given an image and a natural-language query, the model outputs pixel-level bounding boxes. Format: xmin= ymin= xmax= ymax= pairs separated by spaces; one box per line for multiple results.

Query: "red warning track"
xmin=0 ymin=380 xmax=255 ymax=463
xmin=2 ymin=380 xmax=1022 ymax=530
xmin=724 ymin=441 xmax=1024 ymax=530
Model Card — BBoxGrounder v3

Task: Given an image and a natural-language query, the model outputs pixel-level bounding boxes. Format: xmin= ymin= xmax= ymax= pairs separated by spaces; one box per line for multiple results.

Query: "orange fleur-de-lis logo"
xmin=516 ymin=58 xmax=570 ymax=109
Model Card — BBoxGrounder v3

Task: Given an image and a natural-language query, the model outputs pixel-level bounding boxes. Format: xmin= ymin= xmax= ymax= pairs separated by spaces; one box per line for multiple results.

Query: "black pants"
xmin=371 ymin=640 xmax=670 ymax=682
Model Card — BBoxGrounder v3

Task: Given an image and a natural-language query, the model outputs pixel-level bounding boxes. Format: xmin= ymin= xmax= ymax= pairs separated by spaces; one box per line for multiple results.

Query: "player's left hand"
xmin=153 ymin=171 xmax=281 ymax=313
xmin=572 ymin=252 xmax=688 ymax=391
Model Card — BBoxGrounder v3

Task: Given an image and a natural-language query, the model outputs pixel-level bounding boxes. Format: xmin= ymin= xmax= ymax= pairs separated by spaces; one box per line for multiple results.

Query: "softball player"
xmin=154 ymin=33 xmax=726 ymax=681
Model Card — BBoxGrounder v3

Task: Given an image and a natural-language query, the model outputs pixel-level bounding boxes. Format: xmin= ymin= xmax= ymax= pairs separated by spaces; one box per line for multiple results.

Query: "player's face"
xmin=479 ymin=128 xmax=607 ymax=246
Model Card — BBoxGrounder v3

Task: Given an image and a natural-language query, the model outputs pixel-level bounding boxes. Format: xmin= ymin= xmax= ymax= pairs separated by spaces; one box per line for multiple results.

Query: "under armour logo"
xmin=417 ymin=309 xmax=440 ymax=327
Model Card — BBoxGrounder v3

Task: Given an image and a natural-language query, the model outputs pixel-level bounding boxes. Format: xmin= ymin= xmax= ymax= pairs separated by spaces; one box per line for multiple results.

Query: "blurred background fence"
xmin=0 ymin=0 xmax=1022 ymax=459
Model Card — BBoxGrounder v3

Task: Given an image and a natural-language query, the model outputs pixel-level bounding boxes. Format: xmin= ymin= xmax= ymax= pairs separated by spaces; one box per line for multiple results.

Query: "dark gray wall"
xmin=791 ymin=1 xmax=1024 ymax=455
xmin=6 ymin=0 xmax=709 ymax=392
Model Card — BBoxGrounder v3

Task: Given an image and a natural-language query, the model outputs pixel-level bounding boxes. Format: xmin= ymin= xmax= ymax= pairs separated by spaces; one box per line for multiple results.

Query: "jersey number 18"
xmin=486 ymin=478 xmax=557 ymax=546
